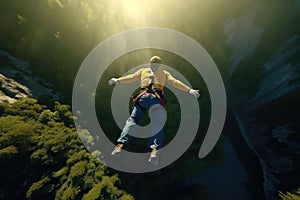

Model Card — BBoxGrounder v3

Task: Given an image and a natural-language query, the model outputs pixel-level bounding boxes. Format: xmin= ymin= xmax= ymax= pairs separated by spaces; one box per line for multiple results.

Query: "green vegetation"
xmin=280 ymin=189 xmax=300 ymax=200
xmin=0 ymin=98 xmax=133 ymax=200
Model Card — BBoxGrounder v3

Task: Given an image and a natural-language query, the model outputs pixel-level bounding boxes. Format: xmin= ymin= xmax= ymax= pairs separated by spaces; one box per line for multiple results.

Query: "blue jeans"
xmin=117 ymin=93 xmax=164 ymax=150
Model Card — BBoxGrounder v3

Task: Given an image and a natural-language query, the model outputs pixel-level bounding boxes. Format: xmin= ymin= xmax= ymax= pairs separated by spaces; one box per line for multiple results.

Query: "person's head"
xmin=149 ymin=56 xmax=162 ymax=71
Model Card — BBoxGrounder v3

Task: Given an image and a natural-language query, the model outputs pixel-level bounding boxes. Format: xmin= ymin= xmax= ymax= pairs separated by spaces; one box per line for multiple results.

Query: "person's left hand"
xmin=188 ymin=89 xmax=200 ymax=98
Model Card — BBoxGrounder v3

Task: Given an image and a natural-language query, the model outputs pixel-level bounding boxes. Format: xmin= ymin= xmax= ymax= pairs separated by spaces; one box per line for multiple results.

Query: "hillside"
xmin=0 ymin=98 xmax=133 ymax=200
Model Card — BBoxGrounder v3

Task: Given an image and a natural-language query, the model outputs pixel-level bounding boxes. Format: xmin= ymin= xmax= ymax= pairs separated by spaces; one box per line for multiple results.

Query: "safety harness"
xmin=132 ymin=68 xmax=167 ymax=108
xmin=132 ymin=87 xmax=166 ymax=107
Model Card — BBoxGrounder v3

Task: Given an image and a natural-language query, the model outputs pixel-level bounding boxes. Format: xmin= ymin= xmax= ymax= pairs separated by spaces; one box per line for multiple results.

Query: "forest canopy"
xmin=0 ymin=98 xmax=134 ymax=200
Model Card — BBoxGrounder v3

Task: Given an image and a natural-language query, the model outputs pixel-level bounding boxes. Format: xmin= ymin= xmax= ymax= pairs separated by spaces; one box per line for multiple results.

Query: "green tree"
xmin=54 ymin=101 xmax=74 ymax=126
xmin=38 ymin=109 xmax=59 ymax=124
xmin=280 ymin=189 xmax=300 ymax=200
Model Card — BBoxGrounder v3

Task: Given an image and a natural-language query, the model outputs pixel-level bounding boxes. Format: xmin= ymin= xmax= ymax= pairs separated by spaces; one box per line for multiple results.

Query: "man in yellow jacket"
xmin=108 ymin=56 xmax=200 ymax=164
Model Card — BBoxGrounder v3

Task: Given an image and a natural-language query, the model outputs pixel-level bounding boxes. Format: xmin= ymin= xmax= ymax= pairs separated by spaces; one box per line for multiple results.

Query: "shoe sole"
xmin=148 ymin=156 xmax=158 ymax=165
xmin=111 ymin=151 xmax=121 ymax=157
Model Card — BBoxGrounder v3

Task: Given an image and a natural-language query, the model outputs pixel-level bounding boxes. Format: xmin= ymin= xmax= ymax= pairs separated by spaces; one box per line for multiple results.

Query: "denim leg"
xmin=117 ymin=104 xmax=145 ymax=144
xmin=117 ymin=94 xmax=165 ymax=150
xmin=148 ymin=105 xmax=165 ymax=150
xmin=149 ymin=129 xmax=163 ymax=150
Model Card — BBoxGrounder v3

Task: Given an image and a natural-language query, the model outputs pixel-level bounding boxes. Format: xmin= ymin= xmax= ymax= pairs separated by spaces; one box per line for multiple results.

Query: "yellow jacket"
xmin=117 ymin=68 xmax=190 ymax=92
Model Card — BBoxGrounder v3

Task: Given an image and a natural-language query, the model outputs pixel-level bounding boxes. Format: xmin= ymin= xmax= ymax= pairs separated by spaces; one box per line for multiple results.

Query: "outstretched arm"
xmin=165 ymin=70 xmax=200 ymax=98
xmin=108 ymin=69 xmax=142 ymax=85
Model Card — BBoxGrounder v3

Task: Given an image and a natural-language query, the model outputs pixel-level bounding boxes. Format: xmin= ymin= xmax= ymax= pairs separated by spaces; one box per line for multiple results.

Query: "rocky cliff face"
xmin=0 ymin=50 xmax=61 ymax=104
xmin=224 ymin=5 xmax=300 ymax=199
xmin=0 ymin=73 xmax=31 ymax=103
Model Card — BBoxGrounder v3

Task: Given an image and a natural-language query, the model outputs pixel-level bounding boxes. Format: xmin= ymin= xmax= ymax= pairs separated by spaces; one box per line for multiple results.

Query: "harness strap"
xmin=133 ymin=88 xmax=167 ymax=107
xmin=132 ymin=89 xmax=147 ymax=105
xmin=154 ymin=91 xmax=166 ymax=107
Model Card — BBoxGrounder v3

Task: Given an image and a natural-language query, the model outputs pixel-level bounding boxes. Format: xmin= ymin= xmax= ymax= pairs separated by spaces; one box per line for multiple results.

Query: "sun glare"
xmin=107 ymin=0 xmax=154 ymax=25
xmin=123 ymin=0 xmax=141 ymax=15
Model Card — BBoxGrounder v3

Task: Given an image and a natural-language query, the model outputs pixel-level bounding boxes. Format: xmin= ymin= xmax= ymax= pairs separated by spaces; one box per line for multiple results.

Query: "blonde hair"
xmin=149 ymin=56 xmax=162 ymax=64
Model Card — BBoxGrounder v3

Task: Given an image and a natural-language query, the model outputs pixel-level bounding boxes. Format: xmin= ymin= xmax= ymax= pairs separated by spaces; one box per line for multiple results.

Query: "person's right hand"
xmin=108 ymin=78 xmax=119 ymax=86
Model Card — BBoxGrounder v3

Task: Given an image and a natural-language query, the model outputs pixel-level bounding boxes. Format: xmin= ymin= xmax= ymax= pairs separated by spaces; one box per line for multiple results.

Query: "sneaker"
xmin=111 ymin=143 xmax=124 ymax=157
xmin=148 ymin=148 xmax=159 ymax=165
